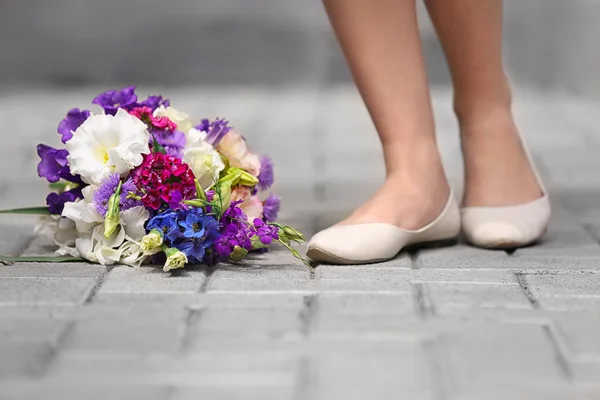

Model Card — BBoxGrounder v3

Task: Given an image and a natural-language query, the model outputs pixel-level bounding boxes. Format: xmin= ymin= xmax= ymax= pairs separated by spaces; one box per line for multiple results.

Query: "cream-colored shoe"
xmin=306 ymin=190 xmax=461 ymax=265
xmin=461 ymin=135 xmax=551 ymax=249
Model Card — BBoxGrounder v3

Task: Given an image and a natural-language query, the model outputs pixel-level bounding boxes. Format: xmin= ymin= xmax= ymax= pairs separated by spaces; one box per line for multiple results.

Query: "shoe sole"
xmin=306 ymin=236 xmax=458 ymax=265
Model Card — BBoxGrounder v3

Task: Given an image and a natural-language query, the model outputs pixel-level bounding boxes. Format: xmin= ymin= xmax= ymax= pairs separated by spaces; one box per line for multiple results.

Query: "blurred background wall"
xmin=0 ymin=0 xmax=598 ymax=99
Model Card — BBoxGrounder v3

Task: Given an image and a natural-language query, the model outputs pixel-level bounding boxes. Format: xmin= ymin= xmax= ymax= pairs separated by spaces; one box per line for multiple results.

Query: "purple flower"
xmin=262 ymin=194 xmax=281 ymax=222
xmin=57 ymin=108 xmax=90 ymax=143
xmin=46 ymin=188 xmax=83 ymax=215
xmin=151 ymin=129 xmax=186 ymax=158
xmin=252 ymin=218 xmax=279 ymax=245
xmin=37 ymin=144 xmax=81 ymax=183
xmin=93 ymin=173 xmax=141 ymax=217
xmin=139 ymin=95 xmax=170 ymax=111
xmin=196 ymin=118 xmax=232 ymax=146
xmin=257 ymin=156 xmax=274 ymax=191
xmin=92 ymin=86 xmax=138 ymax=115
xmin=214 ymin=201 xmax=253 ymax=259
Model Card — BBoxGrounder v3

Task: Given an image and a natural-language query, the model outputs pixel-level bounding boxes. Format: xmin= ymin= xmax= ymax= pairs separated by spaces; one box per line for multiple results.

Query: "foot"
xmin=338 ymin=150 xmax=451 ymax=231
xmin=460 ymin=109 xmax=543 ymax=207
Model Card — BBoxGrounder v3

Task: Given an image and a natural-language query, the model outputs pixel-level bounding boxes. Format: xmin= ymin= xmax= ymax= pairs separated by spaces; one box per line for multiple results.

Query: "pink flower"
xmin=129 ymin=107 xmax=177 ymax=131
xmin=231 ymin=186 xmax=264 ymax=221
xmin=217 ymin=131 xmax=261 ymax=177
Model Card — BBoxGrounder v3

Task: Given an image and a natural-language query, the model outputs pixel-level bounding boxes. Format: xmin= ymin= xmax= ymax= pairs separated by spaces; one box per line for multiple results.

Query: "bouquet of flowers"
xmin=1 ymin=86 xmax=306 ymax=272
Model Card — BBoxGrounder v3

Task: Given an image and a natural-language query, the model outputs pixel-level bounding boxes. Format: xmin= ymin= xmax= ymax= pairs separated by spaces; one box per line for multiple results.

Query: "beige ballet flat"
xmin=461 ymin=134 xmax=551 ymax=249
xmin=306 ymin=190 xmax=461 ymax=264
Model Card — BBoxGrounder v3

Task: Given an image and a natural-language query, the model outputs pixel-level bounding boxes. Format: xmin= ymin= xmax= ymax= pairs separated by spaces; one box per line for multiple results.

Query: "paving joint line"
xmin=542 ymin=323 xmax=574 ymax=381
xmin=515 ymin=272 xmax=540 ymax=309
xmin=411 ymin=282 xmax=436 ymax=318
xmin=178 ymin=307 xmax=203 ymax=355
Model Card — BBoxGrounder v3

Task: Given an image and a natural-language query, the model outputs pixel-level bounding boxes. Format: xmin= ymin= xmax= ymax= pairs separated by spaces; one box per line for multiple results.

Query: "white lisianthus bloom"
xmin=63 ymin=186 xmax=150 ymax=267
xmin=74 ymin=206 xmax=149 ymax=267
xmin=34 ymin=215 xmax=79 ymax=257
xmin=183 ymin=139 xmax=225 ymax=190
xmin=66 ymin=109 xmax=150 ymax=185
xmin=153 ymin=106 xmax=193 ymax=134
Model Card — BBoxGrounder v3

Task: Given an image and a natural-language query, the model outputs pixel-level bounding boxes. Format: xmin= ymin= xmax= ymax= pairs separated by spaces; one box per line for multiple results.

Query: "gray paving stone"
xmin=436 ymin=322 xmax=568 ymax=388
xmin=92 ymin=292 xmax=203 ymax=305
xmin=426 ymin=282 xmax=533 ymax=310
xmin=190 ymin=292 xmax=306 ymax=309
xmin=0 ymin=305 xmax=76 ymax=320
xmin=46 ymin=353 xmax=297 ymax=386
xmin=208 ymin=276 xmax=413 ymax=293
xmin=0 ymin=384 xmax=170 ymax=400
xmin=0 ymin=278 xmax=97 ymax=305
xmin=551 ymin=312 xmax=600 ymax=361
xmin=524 ymin=272 xmax=600 ymax=298
xmin=0 ymin=319 xmax=69 ymax=343
xmin=314 ymin=263 xmax=412 ymax=280
xmin=307 ymin=340 xmax=434 ymax=400
xmin=0 ymin=342 xmax=54 ymax=378
xmin=212 ymin=260 xmax=311 ymax=280
xmin=172 ymin=386 xmax=295 ymax=400
xmin=61 ymin=304 xmax=190 ymax=355
xmin=98 ymin=266 xmax=205 ymax=294
xmin=0 ymin=263 xmax=106 ymax=279
xmin=188 ymin=308 xmax=303 ymax=341
xmin=410 ymin=269 xmax=519 ymax=284
xmin=317 ymin=292 xmax=416 ymax=315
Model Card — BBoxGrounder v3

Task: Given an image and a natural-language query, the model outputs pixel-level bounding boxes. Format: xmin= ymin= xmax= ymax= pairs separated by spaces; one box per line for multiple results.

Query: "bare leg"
xmin=424 ymin=0 xmax=542 ymax=207
xmin=323 ymin=0 xmax=449 ymax=230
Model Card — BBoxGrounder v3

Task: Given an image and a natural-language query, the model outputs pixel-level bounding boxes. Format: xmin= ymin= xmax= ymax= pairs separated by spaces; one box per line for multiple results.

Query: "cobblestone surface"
xmin=0 ymin=87 xmax=599 ymax=399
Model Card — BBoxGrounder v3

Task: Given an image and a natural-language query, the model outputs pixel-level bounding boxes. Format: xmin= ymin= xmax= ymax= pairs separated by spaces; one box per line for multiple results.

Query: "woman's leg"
xmin=424 ymin=0 xmax=542 ymax=207
xmin=323 ymin=0 xmax=449 ymax=230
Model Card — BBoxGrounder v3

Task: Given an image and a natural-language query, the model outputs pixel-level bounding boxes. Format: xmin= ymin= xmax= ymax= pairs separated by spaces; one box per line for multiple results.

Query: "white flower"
xmin=63 ymin=187 xmax=150 ymax=267
xmin=66 ymin=109 xmax=150 ymax=185
xmin=183 ymin=140 xmax=225 ymax=190
xmin=34 ymin=215 xmax=79 ymax=257
xmin=153 ymin=106 xmax=193 ymax=134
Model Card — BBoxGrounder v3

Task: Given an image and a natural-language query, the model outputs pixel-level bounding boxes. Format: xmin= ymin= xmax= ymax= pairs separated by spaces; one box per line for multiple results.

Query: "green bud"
xmin=281 ymin=226 xmax=305 ymax=242
xmin=214 ymin=181 xmax=232 ymax=216
xmin=229 ymin=245 xmax=248 ymax=263
xmin=140 ymin=229 xmax=164 ymax=254
xmin=237 ymin=170 xmax=259 ymax=187
xmin=251 ymin=235 xmax=267 ymax=250
xmin=163 ymin=246 xmax=188 ymax=272
xmin=195 ymin=179 xmax=207 ymax=201
xmin=104 ymin=180 xmax=122 ymax=238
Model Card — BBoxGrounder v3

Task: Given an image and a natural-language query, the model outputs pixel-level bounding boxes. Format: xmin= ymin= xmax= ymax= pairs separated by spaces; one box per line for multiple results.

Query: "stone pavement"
xmin=0 ymin=86 xmax=599 ymax=399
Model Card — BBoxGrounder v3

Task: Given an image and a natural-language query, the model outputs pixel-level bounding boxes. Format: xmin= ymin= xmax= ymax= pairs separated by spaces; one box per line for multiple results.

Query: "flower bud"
xmin=104 ymin=181 xmax=122 ymax=238
xmin=229 ymin=245 xmax=248 ymax=263
xmin=163 ymin=247 xmax=188 ymax=272
xmin=140 ymin=229 xmax=164 ymax=255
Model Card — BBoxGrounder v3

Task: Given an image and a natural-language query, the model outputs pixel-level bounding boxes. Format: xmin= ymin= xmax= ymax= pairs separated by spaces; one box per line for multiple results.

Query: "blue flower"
xmin=175 ymin=210 xmax=221 ymax=263
xmin=147 ymin=211 xmax=181 ymax=243
xmin=179 ymin=209 xmax=208 ymax=239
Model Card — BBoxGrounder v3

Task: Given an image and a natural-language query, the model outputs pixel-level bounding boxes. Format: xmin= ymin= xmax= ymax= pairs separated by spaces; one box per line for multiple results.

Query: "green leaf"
xmin=152 ymin=134 xmax=167 ymax=154
xmin=0 ymin=255 xmax=86 ymax=264
xmin=0 ymin=207 xmax=50 ymax=215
